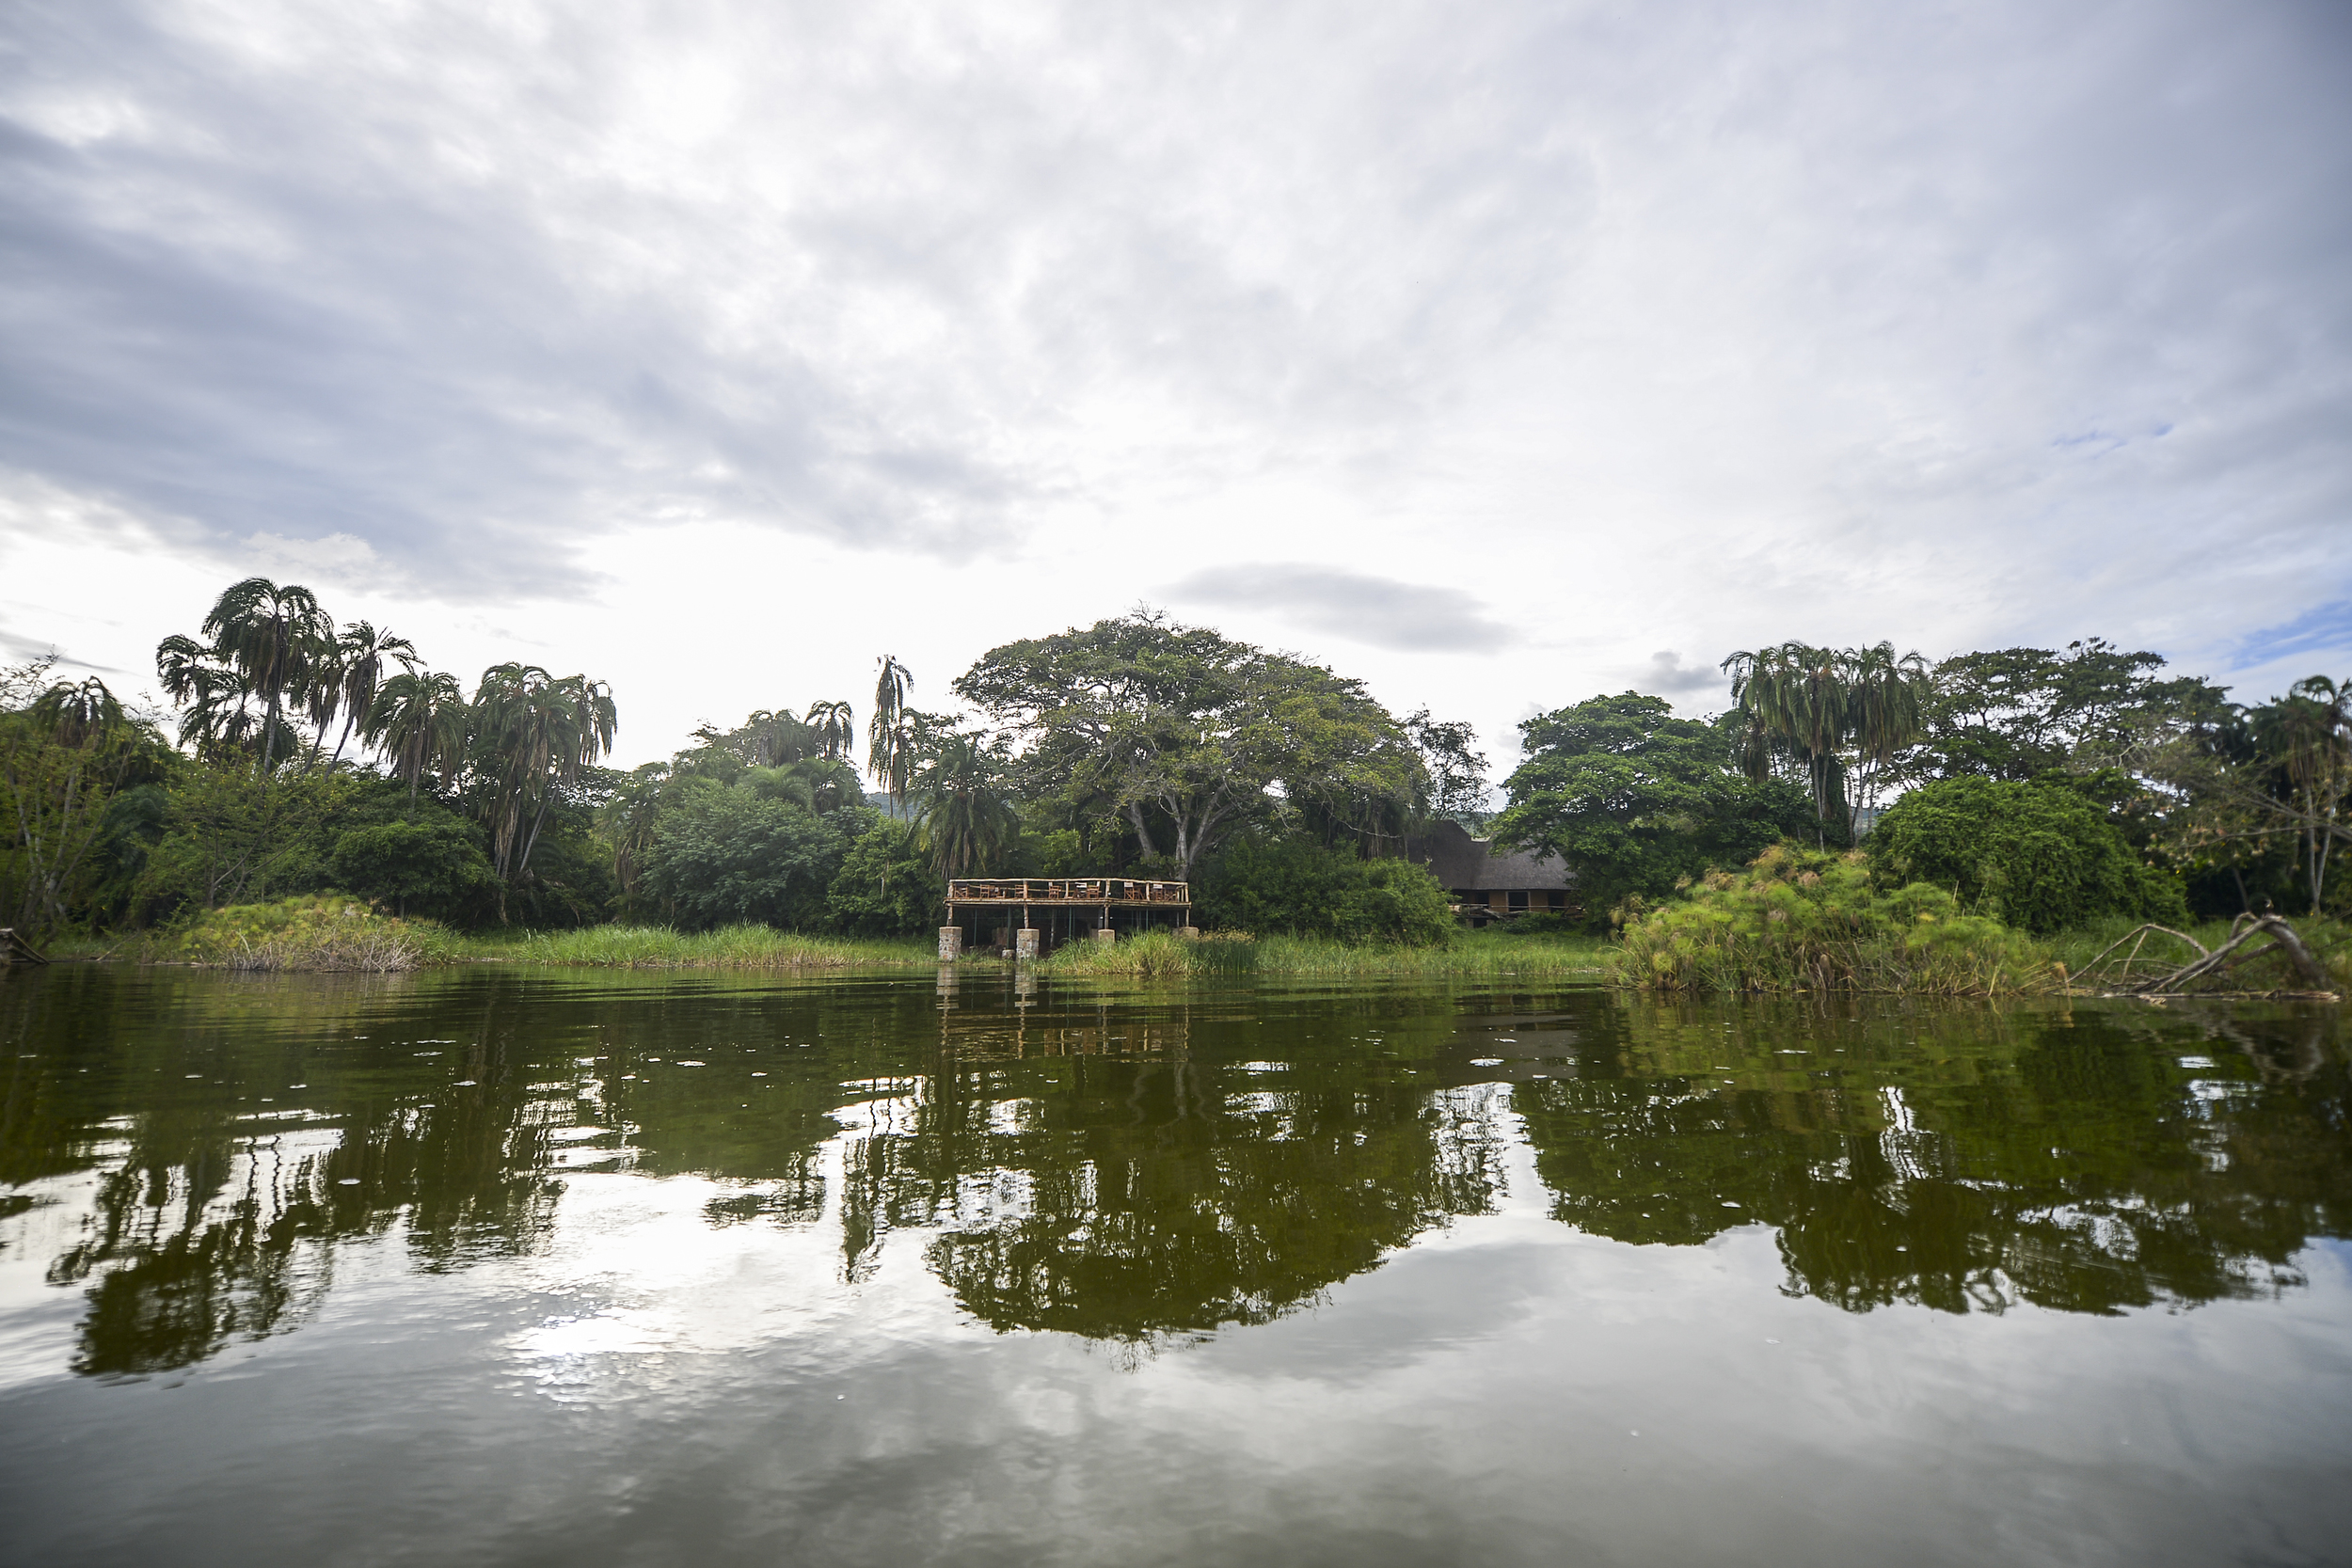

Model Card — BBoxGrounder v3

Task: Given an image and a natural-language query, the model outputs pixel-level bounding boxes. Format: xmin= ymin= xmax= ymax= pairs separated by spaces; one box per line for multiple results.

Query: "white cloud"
xmin=1166 ymin=564 xmax=1513 ymax=652
xmin=1 ymin=0 xmax=2346 ymax=764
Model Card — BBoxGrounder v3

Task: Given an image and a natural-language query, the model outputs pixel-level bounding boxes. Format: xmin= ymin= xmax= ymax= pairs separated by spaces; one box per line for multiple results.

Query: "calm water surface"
xmin=1 ymin=964 xmax=2347 ymax=1566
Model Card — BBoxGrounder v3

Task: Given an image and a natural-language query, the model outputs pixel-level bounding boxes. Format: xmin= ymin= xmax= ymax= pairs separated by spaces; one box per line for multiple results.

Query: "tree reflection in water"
xmin=1511 ymin=995 xmax=2350 ymax=1316
xmin=1 ymin=967 xmax=2344 ymax=1379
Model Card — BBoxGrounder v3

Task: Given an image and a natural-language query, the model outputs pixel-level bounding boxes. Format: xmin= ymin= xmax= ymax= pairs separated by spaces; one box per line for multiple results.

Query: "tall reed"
xmin=499 ymin=925 xmax=934 ymax=969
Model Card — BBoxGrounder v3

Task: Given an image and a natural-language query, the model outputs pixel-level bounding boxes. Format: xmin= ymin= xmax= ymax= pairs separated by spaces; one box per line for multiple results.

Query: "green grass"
xmin=469 ymin=924 xmax=938 ymax=970
xmin=154 ymin=894 xmax=459 ymax=972
xmin=1252 ymin=930 xmax=1610 ymax=978
xmin=1032 ymin=927 xmax=1610 ymax=981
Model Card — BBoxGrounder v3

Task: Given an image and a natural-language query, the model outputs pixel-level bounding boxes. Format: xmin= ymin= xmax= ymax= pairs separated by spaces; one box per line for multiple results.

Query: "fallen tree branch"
xmin=2084 ymin=915 xmax=2332 ymax=996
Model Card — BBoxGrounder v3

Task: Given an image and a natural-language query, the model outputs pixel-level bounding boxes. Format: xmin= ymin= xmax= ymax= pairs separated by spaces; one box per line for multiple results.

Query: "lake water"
xmin=1 ymin=964 xmax=2346 ymax=1566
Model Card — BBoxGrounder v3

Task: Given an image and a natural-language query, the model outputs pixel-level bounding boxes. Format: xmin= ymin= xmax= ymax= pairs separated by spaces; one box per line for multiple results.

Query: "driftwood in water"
xmin=2079 ymin=914 xmax=2332 ymax=997
xmin=0 ymin=928 xmax=50 ymax=965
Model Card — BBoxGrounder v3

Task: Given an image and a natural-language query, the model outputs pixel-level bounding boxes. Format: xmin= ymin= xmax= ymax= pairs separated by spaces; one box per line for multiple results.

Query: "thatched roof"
xmin=1397 ymin=820 xmax=1573 ymax=893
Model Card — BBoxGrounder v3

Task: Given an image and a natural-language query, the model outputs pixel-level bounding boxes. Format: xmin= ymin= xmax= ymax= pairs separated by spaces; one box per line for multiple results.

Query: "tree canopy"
xmin=953 ymin=612 xmax=1421 ymax=879
xmin=1491 ymin=691 xmax=1817 ymax=926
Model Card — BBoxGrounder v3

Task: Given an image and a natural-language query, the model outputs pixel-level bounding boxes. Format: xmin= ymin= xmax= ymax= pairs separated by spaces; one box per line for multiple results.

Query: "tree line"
xmin=1495 ymin=638 xmax=2347 ymax=930
xmin=2 ymin=582 xmax=2344 ymax=943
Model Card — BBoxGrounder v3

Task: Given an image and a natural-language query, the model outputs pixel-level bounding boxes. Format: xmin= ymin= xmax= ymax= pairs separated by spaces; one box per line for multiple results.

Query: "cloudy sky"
xmin=3 ymin=0 xmax=2347 ymax=769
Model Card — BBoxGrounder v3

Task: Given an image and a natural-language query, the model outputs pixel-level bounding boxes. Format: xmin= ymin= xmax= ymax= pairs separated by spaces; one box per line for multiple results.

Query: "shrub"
xmin=327 ymin=817 xmax=497 ymax=922
xmin=641 ymin=780 xmax=852 ymax=929
xmin=1609 ymin=846 xmax=2054 ymax=994
xmin=167 ymin=894 xmax=453 ymax=971
xmin=825 ymin=817 xmax=942 ymax=935
xmin=1196 ymin=838 xmax=1455 ymax=945
xmin=1869 ymin=777 xmax=2187 ymax=933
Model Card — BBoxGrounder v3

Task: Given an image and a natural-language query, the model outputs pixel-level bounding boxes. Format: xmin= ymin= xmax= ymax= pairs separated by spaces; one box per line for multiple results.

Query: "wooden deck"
xmin=946 ymin=878 xmax=1189 ymax=908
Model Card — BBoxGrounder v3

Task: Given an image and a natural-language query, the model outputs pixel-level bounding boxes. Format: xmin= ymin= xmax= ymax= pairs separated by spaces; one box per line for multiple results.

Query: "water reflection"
xmin=1512 ymin=997 xmax=2350 ymax=1317
xmin=0 ymin=965 xmax=2344 ymax=1379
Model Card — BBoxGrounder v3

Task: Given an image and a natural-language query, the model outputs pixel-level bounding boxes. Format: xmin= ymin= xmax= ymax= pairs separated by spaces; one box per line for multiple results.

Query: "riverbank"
xmin=30 ymin=901 xmax=2343 ymax=994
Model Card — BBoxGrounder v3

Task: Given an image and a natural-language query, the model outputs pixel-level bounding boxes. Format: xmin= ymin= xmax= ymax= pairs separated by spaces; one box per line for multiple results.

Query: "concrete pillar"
xmin=1093 ymin=927 xmax=1118 ymax=944
xmin=1015 ymin=927 xmax=1040 ymax=960
xmin=937 ymin=927 xmax=963 ymax=960
xmin=1178 ymin=926 xmax=1200 ymax=941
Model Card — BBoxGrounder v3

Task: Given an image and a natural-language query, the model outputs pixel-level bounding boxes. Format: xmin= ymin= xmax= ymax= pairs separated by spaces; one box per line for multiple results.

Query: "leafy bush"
xmin=825 ymin=816 xmax=943 ymax=935
xmin=640 ymin=780 xmax=853 ymax=929
xmin=327 ymin=817 xmax=497 ymax=922
xmin=1196 ymin=838 xmax=1455 ymax=945
xmin=1869 ymin=776 xmax=2187 ymax=933
xmin=1499 ymin=911 xmax=1578 ymax=936
xmin=1610 ymin=846 xmax=2054 ymax=994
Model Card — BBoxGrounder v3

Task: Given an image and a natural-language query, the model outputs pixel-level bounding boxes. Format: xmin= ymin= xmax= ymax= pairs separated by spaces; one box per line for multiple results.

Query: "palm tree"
xmin=361 ymin=671 xmax=469 ymax=805
xmin=598 ymin=762 xmax=674 ymax=912
xmin=1723 ymin=641 xmax=1929 ymax=838
xmin=1839 ymin=641 xmax=1931 ymax=830
xmin=867 ymin=656 xmax=915 ymax=812
xmin=2255 ymin=676 xmax=2351 ymax=914
xmin=914 ymin=734 xmax=1017 ymax=878
xmin=155 ymin=633 xmax=262 ymax=761
xmin=804 ymin=700 xmax=855 ymax=762
xmin=199 ymin=578 xmax=331 ymax=778
xmin=7 ymin=676 xmax=139 ymax=935
xmin=312 ymin=621 xmax=419 ymax=769
xmin=473 ymin=664 xmax=618 ymax=895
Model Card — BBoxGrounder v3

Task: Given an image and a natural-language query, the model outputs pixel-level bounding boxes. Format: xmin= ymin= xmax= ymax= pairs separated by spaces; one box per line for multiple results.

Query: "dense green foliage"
xmin=326 ymin=817 xmax=498 ymax=921
xmin=1196 ymin=837 xmax=1455 ymax=944
xmin=640 ymin=783 xmax=862 ymax=930
xmin=1722 ymin=640 xmax=1930 ymax=833
xmin=955 ymin=611 xmax=1421 ymax=878
xmin=1868 ymin=776 xmax=2188 ymax=933
xmin=824 ymin=817 xmax=942 ymax=936
xmin=12 ymin=575 xmax=2344 ymax=961
xmin=1611 ymin=847 xmax=2052 ymax=994
xmin=1490 ymin=692 xmax=1817 ymax=929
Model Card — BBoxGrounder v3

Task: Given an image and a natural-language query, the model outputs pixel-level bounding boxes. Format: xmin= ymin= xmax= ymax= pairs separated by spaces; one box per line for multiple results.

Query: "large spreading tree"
xmin=1490 ymin=691 xmax=1816 ymax=925
xmin=952 ymin=611 xmax=1421 ymax=880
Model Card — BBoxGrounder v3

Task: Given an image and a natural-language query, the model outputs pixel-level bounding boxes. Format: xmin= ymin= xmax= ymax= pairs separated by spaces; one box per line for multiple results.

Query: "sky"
xmin=2 ymin=0 xmax=2348 ymax=772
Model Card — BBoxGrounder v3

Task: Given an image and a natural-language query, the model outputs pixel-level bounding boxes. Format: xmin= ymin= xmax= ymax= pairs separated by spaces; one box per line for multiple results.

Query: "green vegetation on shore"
xmin=1034 ymin=927 xmax=1609 ymax=980
xmin=1608 ymin=847 xmax=2057 ymax=996
xmin=486 ymin=925 xmax=934 ymax=969
xmin=6 ymin=578 xmax=2344 ymax=1000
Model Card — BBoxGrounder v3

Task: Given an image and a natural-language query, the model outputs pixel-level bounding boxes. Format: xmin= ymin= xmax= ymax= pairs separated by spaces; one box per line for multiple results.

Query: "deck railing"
xmin=946 ymin=878 xmax=1190 ymax=906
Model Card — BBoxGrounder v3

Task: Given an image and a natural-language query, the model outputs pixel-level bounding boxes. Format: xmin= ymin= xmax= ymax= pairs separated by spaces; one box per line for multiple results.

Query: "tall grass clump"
xmin=1038 ymin=931 xmax=1261 ymax=978
xmin=502 ymin=924 xmax=930 ymax=969
xmin=1251 ymin=931 xmax=1609 ymax=979
xmin=1609 ymin=846 xmax=2056 ymax=995
xmin=168 ymin=894 xmax=454 ymax=973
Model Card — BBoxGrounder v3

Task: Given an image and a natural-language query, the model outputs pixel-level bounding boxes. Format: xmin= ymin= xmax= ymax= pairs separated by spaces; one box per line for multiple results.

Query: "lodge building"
xmin=1397 ymin=819 xmax=1578 ymax=927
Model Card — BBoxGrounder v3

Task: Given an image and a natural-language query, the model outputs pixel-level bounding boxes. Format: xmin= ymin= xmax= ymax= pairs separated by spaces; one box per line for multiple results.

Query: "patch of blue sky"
xmin=2232 ymin=599 xmax=2352 ymax=667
